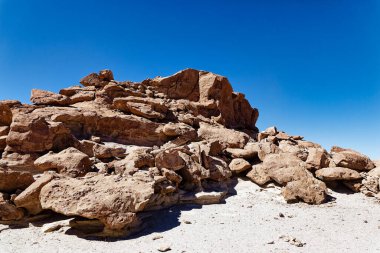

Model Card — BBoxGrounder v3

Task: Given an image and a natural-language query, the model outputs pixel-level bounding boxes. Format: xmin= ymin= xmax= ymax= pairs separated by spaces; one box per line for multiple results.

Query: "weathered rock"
xmin=0 ymin=152 xmax=40 ymax=171
xmin=198 ymin=122 xmax=249 ymax=149
xmin=0 ymin=168 xmax=35 ymax=192
xmin=330 ymin=147 xmax=375 ymax=171
xmin=315 ymin=167 xmax=362 ymax=181
xmin=282 ymin=177 xmax=327 ymax=204
xmin=229 ymin=158 xmax=251 ymax=174
xmin=0 ymin=193 xmax=24 ymax=221
xmin=40 ymin=173 xmax=158 ymax=230
xmin=306 ymin=148 xmax=329 ymax=170
xmin=0 ymin=100 xmax=21 ymax=126
xmin=6 ymin=112 xmax=73 ymax=153
xmin=14 ymin=173 xmax=56 ymax=214
xmin=34 ymin=147 xmax=92 ymax=177
xmin=31 ymin=89 xmax=70 ymax=106
xmin=246 ymin=164 xmax=271 ymax=185
xmin=80 ymin=70 xmax=114 ymax=88
xmin=113 ymin=147 xmax=155 ymax=175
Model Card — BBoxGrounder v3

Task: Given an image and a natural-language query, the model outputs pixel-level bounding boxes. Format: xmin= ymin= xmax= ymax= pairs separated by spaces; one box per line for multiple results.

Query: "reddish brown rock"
xmin=330 ymin=147 xmax=375 ymax=171
xmin=0 ymin=100 xmax=21 ymax=126
xmin=0 ymin=126 xmax=10 ymax=136
xmin=31 ymin=89 xmax=70 ymax=106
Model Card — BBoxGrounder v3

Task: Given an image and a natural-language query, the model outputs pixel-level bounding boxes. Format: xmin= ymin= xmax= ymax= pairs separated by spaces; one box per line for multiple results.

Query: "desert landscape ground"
xmin=0 ymin=69 xmax=379 ymax=252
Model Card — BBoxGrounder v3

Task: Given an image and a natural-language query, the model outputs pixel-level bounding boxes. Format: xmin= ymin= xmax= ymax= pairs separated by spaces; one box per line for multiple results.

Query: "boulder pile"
xmin=0 ymin=69 xmax=378 ymax=236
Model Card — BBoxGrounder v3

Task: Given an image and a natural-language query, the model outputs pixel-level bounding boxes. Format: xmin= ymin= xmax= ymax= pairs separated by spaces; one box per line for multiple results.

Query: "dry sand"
xmin=1 ymin=178 xmax=379 ymax=253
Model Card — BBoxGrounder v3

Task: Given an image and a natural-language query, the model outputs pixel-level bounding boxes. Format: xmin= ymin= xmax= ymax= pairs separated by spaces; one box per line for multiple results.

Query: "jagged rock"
xmin=14 ymin=173 xmax=56 ymax=214
xmin=113 ymin=147 xmax=155 ymax=175
xmin=0 ymin=193 xmax=24 ymax=221
xmin=229 ymin=158 xmax=251 ymax=174
xmin=40 ymin=172 xmax=162 ymax=230
xmin=0 ymin=68 xmax=376 ymax=236
xmin=282 ymin=177 xmax=327 ymax=204
xmin=34 ymin=147 xmax=92 ymax=177
xmin=0 ymin=168 xmax=35 ymax=192
xmin=80 ymin=69 xmax=114 ymax=87
xmin=330 ymin=147 xmax=375 ymax=171
xmin=315 ymin=167 xmax=362 ymax=181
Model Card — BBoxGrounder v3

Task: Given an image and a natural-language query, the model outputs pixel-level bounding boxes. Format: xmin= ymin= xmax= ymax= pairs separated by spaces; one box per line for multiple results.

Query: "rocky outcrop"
xmin=0 ymin=69 xmax=377 ymax=237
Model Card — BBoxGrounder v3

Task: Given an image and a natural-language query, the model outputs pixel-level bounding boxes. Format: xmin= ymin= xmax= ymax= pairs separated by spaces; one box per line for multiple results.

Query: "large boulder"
xmin=315 ymin=167 xmax=362 ymax=181
xmin=40 ymin=172 xmax=166 ymax=230
xmin=282 ymin=177 xmax=328 ymax=204
xmin=330 ymin=147 xmax=375 ymax=171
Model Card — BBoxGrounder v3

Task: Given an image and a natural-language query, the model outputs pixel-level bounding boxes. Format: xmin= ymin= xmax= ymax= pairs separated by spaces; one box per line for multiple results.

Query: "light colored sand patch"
xmin=1 ymin=178 xmax=379 ymax=253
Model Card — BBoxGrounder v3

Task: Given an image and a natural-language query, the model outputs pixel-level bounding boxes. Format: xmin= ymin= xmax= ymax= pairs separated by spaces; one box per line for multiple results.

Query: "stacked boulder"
xmin=0 ymin=69 xmax=378 ymax=237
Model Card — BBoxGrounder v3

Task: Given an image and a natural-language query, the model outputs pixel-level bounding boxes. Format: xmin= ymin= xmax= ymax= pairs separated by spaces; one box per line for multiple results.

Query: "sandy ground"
xmin=1 ymin=178 xmax=379 ymax=253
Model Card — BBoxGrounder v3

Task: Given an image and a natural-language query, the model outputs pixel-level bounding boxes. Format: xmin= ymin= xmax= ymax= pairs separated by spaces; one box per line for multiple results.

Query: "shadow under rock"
xmin=65 ymin=177 xmax=241 ymax=241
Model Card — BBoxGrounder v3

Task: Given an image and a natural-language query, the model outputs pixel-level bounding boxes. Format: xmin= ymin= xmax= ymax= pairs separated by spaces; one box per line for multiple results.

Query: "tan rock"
xmin=197 ymin=122 xmax=249 ymax=149
xmin=40 ymin=173 xmax=157 ymax=230
xmin=246 ymin=164 xmax=271 ymax=185
xmin=315 ymin=167 xmax=362 ymax=181
xmin=34 ymin=147 xmax=92 ymax=177
xmin=14 ymin=173 xmax=56 ymax=214
xmin=306 ymin=148 xmax=329 ymax=170
xmin=0 ymin=168 xmax=35 ymax=192
xmin=282 ymin=177 xmax=327 ymax=204
xmin=229 ymin=158 xmax=251 ymax=174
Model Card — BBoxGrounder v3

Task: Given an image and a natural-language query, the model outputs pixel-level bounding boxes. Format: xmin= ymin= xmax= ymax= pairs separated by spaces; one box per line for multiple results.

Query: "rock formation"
xmin=0 ymin=69 xmax=378 ymax=237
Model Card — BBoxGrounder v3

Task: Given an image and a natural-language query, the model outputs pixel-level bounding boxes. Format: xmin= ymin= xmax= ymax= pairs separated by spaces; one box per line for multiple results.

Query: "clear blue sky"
xmin=0 ymin=0 xmax=379 ymax=158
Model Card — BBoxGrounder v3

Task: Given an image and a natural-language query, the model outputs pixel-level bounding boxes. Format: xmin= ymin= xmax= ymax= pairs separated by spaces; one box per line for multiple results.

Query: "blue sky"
xmin=0 ymin=0 xmax=379 ymax=158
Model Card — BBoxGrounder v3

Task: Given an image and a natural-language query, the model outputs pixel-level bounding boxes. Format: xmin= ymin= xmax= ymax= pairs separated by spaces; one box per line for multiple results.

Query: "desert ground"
xmin=1 ymin=178 xmax=379 ymax=253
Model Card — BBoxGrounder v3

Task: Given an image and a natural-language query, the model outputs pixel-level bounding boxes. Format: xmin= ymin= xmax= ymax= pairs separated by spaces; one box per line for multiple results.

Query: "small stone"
xmin=279 ymin=212 xmax=285 ymax=218
xmin=182 ymin=220 xmax=192 ymax=224
xmin=267 ymin=241 xmax=275 ymax=244
xmin=152 ymin=235 xmax=164 ymax=240
xmin=157 ymin=245 xmax=171 ymax=252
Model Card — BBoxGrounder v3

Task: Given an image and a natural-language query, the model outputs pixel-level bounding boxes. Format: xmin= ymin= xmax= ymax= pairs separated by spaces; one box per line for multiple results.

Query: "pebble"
xmin=157 ymin=245 xmax=171 ymax=252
